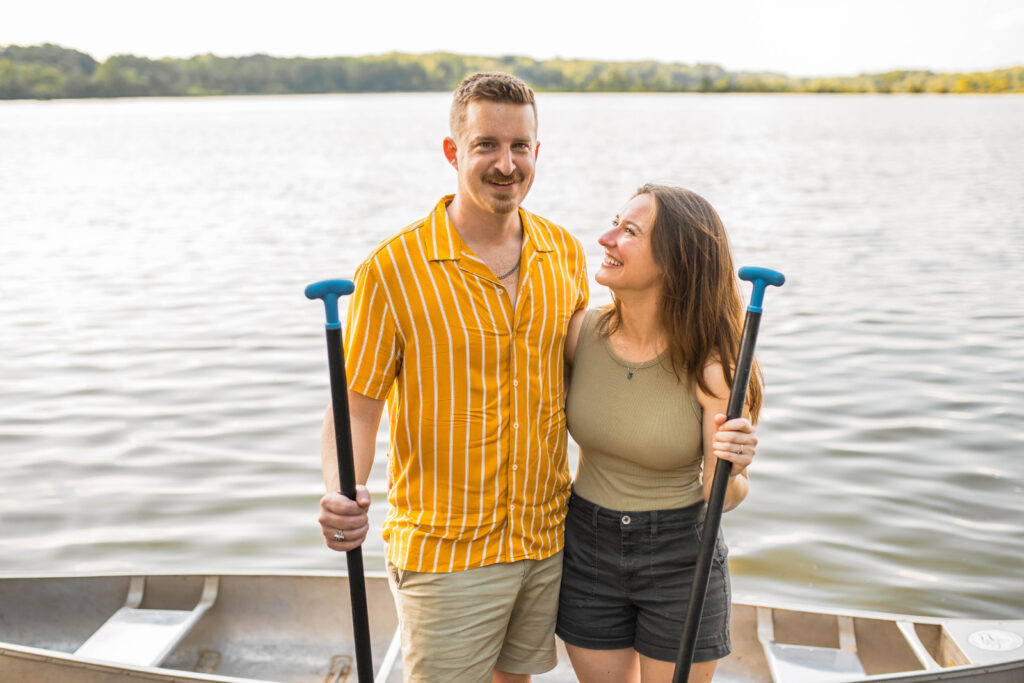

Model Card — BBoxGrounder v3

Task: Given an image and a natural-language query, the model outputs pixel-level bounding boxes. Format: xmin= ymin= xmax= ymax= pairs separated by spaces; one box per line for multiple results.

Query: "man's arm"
xmin=321 ymin=389 xmax=385 ymax=490
xmin=318 ymin=389 xmax=386 ymax=551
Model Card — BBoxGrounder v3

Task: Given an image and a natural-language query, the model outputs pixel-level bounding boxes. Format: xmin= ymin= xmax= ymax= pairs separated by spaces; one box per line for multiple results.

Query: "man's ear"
xmin=535 ymin=141 xmax=540 ymax=159
xmin=443 ymin=137 xmax=458 ymax=167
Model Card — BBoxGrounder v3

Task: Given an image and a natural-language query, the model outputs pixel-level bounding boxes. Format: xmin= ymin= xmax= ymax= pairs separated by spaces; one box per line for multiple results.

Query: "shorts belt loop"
xmin=591 ymin=503 xmax=599 ymax=528
xmin=651 ymin=510 xmax=658 ymax=537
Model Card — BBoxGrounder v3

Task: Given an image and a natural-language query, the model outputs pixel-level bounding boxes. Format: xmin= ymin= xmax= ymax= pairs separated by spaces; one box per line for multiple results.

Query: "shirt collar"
xmin=422 ymin=195 xmax=555 ymax=262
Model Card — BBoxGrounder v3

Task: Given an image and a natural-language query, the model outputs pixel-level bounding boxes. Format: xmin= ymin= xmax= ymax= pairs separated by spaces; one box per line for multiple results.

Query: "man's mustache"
xmin=483 ymin=171 xmax=524 ymax=184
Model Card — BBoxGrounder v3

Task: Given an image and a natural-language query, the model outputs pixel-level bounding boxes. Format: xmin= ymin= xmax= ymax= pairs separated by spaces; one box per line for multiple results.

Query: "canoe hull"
xmin=2 ymin=572 xmax=1022 ymax=683
xmin=0 ymin=573 xmax=401 ymax=683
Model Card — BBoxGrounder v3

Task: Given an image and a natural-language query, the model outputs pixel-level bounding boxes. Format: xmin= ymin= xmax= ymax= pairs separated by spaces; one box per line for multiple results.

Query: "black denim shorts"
xmin=555 ymin=492 xmax=732 ymax=663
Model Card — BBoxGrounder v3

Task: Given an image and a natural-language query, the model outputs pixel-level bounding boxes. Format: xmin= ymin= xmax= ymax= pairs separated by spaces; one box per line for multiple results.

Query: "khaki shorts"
xmin=387 ymin=552 xmax=562 ymax=683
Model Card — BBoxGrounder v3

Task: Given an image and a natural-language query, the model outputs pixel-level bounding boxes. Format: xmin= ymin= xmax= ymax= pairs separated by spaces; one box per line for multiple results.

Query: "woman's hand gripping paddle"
xmin=305 ymin=279 xmax=374 ymax=683
xmin=673 ymin=267 xmax=785 ymax=682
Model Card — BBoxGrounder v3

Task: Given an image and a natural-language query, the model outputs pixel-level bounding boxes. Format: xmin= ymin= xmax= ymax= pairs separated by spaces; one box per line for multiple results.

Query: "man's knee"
xmin=493 ymin=671 xmax=531 ymax=683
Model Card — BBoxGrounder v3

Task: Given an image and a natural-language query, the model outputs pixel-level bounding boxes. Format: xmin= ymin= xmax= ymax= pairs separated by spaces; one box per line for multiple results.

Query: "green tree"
xmin=2 ymin=42 xmax=1023 ymax=98
xmin=13 ymin=62 xmax=66 ymax=98
xmin=0 ymin=58 xmax=15 ymax=98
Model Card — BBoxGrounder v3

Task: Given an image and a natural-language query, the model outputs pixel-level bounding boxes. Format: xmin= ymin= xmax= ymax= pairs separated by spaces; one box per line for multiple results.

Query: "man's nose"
xmin=495 ymin=146 xmax=514 ymax=175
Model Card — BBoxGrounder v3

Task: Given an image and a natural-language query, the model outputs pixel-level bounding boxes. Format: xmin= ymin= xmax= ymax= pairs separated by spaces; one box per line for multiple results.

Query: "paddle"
xmin=305 ymin=279 xmax=374 ymax=683
xmin=673 ymin=266 xmax=785 ymax=683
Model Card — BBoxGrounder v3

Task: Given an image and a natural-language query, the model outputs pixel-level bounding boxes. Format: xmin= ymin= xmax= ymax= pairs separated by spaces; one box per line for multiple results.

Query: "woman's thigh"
xmin=639 ymin=653 xmax=717 ymax=683
xmin=564 ymin=643 xmax=639 ymax=683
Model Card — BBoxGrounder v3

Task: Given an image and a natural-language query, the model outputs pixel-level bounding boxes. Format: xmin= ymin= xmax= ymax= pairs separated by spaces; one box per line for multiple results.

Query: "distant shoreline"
xmin=3 ymin=43 xmax=1022 ymax=100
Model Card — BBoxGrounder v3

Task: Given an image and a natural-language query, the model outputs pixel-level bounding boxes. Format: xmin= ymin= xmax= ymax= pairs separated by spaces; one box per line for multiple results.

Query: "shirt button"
xmin=513 ymin=379 xmax=519 ymax=387
xmin=513 ymin=422 xmax=519 ymax=429
xmin=621 ymin=515 xmax=631 ymax=525
xmin=512 ymin=465 xmax=518 ymax=471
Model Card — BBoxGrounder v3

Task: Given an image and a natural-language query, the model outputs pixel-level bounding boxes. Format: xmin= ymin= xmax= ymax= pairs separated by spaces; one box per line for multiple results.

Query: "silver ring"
xmin=333 ymin=529 xmax=346 ymax=542
xmin=738 ymin=445 xmax=744 ymax=455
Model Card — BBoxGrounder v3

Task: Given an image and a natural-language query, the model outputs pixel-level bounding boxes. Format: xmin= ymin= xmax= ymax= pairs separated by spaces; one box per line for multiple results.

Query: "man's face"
xmin=447 ymin=100 xmax=538 ymax=216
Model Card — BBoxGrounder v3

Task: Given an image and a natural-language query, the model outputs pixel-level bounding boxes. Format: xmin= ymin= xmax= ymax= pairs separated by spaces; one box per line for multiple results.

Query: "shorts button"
xmin=621 ymin=515 xmax=631 ymax=525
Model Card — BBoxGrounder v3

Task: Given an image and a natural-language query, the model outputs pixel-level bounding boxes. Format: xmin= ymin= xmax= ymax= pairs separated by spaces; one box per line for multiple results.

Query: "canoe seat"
xmin=757 ymin=606 xmax=867 ymax=683
xmin=75 ymin=575 xmax=218 ymax=667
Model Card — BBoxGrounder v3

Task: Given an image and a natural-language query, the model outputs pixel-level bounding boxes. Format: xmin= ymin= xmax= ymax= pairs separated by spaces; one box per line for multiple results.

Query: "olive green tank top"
xmin=566 ymin=308 xmax=704 ymax=511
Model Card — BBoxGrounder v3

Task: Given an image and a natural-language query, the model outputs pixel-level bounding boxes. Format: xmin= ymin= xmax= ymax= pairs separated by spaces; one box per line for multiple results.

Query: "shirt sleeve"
xmin=574 ymin=246 xmax=589 ymax=313
xmin=343 ymin=258 xmax=401 ymax=401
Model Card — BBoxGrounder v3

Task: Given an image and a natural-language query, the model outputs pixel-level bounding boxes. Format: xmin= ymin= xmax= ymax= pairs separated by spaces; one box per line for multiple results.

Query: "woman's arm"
xmin=696 ymin=360 xmax=759 ymax=512
xmin=564 ymin=309 xmax=586 ymax=366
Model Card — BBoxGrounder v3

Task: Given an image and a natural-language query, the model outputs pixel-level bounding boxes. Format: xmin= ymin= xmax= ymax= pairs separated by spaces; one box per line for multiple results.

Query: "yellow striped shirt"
xmin=344 ymin=196 xmax=589 ymax=573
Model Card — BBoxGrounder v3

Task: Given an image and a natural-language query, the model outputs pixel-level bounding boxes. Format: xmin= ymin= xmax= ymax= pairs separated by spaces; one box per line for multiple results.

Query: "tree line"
xmin=2 ymin=43 xmax=1022 ymax=100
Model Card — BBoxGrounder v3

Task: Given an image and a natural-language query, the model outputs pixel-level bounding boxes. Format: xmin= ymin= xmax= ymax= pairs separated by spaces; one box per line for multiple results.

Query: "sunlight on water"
xmin=1 ymin=93 xmax=1022 ymax=620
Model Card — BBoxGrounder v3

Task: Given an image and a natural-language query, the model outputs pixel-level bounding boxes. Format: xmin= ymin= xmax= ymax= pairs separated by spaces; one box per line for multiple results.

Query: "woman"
xmin=557 ymin=184 xmax=762 ymax=683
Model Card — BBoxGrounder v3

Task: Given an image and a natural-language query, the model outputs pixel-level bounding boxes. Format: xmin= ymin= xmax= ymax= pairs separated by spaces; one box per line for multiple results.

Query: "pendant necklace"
xmin=613 ymin=333 xmax=657 ymax=380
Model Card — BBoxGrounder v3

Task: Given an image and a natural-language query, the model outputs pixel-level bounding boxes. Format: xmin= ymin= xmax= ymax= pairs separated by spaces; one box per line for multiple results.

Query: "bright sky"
xmin=3 ymin=0 xmax=1022 ymax=77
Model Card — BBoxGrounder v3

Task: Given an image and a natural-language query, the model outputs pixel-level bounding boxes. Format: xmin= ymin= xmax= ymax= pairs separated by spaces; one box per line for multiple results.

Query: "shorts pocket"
xmin=691 ymin=522 xmax=732 ymax=628
xmin=387 ymin=561 xmax=406 ymax=590
xmin=693 ymin=520 xmax=729 ymax=566
xmin=647 ymin=521 xmax=699 ymax=611
xmin=559 ymin=498 xmax=598 ymax=603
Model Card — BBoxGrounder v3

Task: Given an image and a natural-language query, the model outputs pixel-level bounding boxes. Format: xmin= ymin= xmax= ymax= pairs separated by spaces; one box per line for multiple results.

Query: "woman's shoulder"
xmin=565 ymin=307 xmax=610 ymax=367
xmin=695 ymin=356 xmax=730 ymax=406
xmin=580 ymin=306 xmax=611 ymax=337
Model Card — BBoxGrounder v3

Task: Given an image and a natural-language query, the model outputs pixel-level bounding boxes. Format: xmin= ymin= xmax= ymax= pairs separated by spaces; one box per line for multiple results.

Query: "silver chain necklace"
xmin=496 ymin=260 xmax=520 ymax=279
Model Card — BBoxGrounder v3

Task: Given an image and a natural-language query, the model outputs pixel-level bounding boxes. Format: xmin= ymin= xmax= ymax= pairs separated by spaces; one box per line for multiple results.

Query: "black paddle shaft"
xmin=324 ymin=325 xmax=374 ymax=683
xmin=673 ymin=265 xmax=783 ymax=682
xmin=673 ymin=311 xmax=761 ymax=682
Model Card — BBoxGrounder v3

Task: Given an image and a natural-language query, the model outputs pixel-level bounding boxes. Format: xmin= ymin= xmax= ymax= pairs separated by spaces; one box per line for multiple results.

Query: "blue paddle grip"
xmin=304 ymin=279 xmax=355 ymax=330
xmin=738 ymin=267 xmax=785 ymax=313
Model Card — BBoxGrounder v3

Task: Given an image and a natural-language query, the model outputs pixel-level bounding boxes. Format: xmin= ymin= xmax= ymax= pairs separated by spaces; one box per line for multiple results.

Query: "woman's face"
xmin=595 ymin=193 xmax=663 ymax=296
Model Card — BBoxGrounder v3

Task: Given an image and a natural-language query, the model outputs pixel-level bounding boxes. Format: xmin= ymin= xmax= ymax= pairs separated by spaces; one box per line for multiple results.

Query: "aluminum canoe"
xmin=1 ymin=572 xmax=1022 ymax=682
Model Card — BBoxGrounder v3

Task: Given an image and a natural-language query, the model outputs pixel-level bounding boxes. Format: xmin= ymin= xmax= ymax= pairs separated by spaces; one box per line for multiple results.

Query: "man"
xmin=318 ymin=73 xmax=588 ymax=682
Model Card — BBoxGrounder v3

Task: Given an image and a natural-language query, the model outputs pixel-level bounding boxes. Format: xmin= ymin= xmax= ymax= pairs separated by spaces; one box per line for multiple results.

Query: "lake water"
xmin=1 ymin=93 xmax=1022 ymax=620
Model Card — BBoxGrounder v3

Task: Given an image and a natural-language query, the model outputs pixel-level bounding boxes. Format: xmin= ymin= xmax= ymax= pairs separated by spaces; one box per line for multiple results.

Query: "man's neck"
xmin=446 ymin=195 xmax=523 ymax=248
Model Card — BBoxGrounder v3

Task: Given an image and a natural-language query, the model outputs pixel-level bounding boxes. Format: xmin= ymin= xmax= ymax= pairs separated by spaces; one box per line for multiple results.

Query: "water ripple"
xmin=2 ymin=93 xmax=1023 ymax=620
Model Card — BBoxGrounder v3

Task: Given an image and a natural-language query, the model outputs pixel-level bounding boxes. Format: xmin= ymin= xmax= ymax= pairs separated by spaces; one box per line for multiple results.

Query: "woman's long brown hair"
xmin=601 ymin=184 xmax=764 ymax=422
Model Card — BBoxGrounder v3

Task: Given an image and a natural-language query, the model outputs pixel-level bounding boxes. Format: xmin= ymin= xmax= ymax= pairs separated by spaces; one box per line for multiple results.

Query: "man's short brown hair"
xmin=449 ymin=72 xmax=537 ymax=140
